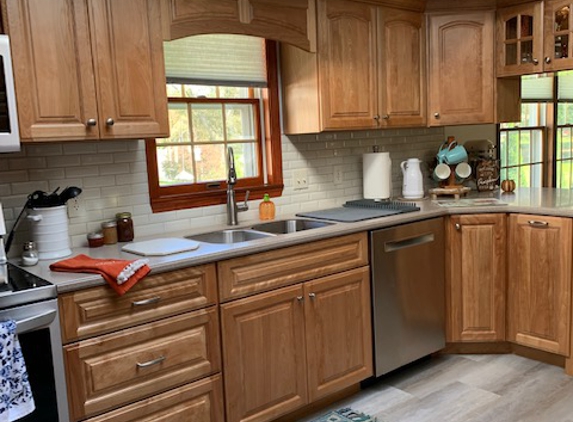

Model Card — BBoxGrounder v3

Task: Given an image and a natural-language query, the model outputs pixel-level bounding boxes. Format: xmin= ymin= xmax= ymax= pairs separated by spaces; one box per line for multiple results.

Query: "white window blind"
xmin=558 ymin=70 xmax=573 ymax=100
xmin=521 ymin=73 xmax=553 ymax=101
xmin=163 ymin=34 xmax=267 ymax=87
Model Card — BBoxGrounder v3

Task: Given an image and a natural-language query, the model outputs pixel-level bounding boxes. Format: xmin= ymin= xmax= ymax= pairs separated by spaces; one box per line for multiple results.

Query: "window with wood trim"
xmin=499 ymin=71 xmax=573 ymax=188
xmin=146 ymin=38 xmax=283 ymax=213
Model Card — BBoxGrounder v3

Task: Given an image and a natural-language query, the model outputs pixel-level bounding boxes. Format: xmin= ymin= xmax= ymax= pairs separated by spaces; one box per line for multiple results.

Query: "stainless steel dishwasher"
xmin=370 ymin=217 xmax=445 ymax=376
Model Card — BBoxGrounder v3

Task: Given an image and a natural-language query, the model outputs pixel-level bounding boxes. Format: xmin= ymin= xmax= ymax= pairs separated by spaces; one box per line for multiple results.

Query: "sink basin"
xmin=251 ymin=218 xmax=334 ymax=234
xmin=186 ymin=229 xmax=275 ymax=244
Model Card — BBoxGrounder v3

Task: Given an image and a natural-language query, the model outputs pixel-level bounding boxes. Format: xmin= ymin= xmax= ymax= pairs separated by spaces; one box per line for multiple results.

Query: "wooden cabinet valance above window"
xmin=160 ymin=0 xmax=318 ymax=52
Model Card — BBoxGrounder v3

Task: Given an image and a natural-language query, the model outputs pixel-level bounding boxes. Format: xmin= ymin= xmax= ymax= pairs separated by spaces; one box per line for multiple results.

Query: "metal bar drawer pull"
xmin=136 ymin=355 xmax=166 ymax=368
xmin=528 ymin=220 xmax=549 ymax=228
xmin=384 ymin=233 xmax=435 ymax=252
xmin=131 ymin=296 xmax=161 ymax=307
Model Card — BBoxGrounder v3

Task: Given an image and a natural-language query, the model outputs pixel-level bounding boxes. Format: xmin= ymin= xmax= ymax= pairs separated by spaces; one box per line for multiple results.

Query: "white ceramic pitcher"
xmin=400 ymin=158 xmax=424 ymax=199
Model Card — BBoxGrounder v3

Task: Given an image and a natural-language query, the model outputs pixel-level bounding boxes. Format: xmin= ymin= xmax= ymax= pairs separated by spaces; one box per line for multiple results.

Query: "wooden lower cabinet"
xmin=508 ymin=214 xmax=572 ymax=356
xmin=446 ymin=214 xmax=506 ymax=342
xmin=84 ymin=375 xmax=224 ymax=422
xmin=221 ymin=266 xmax=372 ymax=422
xmin=64 ymin=307 xmax=221 ymax=421
xmin=305 ymin=267 xmax=373 ymax=402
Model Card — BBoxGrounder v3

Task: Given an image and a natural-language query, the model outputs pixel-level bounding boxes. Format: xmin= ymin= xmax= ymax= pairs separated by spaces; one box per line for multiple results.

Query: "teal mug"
xmin=444 ymin=144 xmax=468 ymax=165
xmin=436 ymin=141 xmax=454 ymax=164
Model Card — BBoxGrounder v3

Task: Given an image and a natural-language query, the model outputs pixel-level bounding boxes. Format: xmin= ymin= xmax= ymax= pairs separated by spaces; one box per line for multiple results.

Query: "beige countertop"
xmin=15 ymin=187 xmax=573 ymax=293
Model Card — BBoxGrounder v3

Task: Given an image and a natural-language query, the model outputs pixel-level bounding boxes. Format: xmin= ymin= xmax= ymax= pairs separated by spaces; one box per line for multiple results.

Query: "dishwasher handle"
xmin=383 ymin=233 xmax=435 ymax=252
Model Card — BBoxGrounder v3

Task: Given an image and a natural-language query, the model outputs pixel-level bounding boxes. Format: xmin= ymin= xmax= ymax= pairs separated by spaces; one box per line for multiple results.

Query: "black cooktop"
xmin=0 ymin=264 xmax=56 ymax=309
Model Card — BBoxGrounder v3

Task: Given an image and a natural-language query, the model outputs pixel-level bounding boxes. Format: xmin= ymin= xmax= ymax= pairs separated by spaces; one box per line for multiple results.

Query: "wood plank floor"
xmin=299 ymin=354 xmax=573 ymax=422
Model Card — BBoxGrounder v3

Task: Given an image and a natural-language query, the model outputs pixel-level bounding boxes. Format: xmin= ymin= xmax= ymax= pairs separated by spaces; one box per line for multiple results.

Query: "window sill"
xmin=150 ymin=184 xmax=284 ymax=213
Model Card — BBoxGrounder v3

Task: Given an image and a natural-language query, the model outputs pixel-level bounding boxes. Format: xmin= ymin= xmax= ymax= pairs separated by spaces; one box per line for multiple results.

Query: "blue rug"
xmin=310 ymin=407 xmax=376 ymax=422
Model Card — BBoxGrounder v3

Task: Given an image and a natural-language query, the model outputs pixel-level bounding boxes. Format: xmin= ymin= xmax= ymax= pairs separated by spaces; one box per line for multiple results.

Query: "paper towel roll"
xmin=363 ymin=152 xmax=391 ymax=199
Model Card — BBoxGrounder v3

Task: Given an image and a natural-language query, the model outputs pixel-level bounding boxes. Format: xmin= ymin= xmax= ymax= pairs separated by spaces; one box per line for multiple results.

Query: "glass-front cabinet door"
xmin=544 ymin=0 xmax=573 ymax=71
xmin=497 ymin=2 xmax=543 ymax=76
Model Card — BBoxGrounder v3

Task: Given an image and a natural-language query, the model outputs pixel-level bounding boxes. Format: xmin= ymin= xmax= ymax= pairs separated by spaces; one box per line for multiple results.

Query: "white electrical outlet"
xmin=333 ymin=166 xmax=344 ymax=185
xmin=67 ymin=197 xmax=86 ymax=218
xmin=293 ymin=169 xmax=309 ymax=190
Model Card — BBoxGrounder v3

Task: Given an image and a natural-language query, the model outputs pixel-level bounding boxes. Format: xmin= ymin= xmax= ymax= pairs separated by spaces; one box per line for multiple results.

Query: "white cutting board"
xmin=122 ymin=238 xmax=200 ymax=256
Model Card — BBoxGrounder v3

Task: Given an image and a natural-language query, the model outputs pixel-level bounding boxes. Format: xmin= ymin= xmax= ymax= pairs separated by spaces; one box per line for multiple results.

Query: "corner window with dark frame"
xmin=146 ymin=35 xmax=283 ymax=213
xmin=499 ymin=71 xmax=573 ymax=188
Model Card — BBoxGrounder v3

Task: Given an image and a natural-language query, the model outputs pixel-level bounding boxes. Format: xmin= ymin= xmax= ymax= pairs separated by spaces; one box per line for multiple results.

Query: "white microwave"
xmin=0 ymin=34 xmax=19 ymax=153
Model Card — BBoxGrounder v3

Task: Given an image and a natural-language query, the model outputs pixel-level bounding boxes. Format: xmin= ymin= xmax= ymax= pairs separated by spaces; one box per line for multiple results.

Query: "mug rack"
xmin=429 ymin=137 xmax=471 ymax=200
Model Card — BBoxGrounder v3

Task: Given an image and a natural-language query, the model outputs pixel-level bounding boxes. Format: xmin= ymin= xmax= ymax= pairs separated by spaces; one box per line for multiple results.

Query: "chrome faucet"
xmin=226 ymin=147 xmax=249 ymax=225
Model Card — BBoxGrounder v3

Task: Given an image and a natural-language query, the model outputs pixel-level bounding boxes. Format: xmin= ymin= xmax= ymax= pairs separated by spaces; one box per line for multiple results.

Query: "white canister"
xmin=26 ymin=205 xmax=72 ymax=260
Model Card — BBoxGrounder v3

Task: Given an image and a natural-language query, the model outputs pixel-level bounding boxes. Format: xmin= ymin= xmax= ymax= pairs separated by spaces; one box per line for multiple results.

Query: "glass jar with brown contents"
xmin=116 ymin=212 xmax=134 ymax=242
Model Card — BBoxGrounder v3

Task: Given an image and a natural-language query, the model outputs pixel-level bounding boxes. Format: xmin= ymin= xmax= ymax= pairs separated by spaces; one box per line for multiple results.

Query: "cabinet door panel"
xmin=221 ymin=285 xmax=307 ymax=422
xmin=544 ymin=0 xmax=573 ymax=71
xmin=89 ymin=0 xmax=169 ymax=139
xmin=6 ymin=0 xmax=98 ymax=140
xmin=305 ymin=267 xmax=373 ymax=402
xmin=497 ymin=2 xmax=544 ymax=76
xmin=508 ymin=214 xmax=572 ymax=356
xmin=428 ymin=12 xmax=494 ymax=125
xmin=446 ymin=214 xmax=506 ymax=342
xmin=318 ymin=0 xmax=377 ymax=130
xmin=378 ymin=8 xmax=426 ymax=127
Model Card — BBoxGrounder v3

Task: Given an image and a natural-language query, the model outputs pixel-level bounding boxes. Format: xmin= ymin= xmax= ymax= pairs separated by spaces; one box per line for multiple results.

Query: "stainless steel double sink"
xmin=186 ymin=218 xmax=334 ymax=244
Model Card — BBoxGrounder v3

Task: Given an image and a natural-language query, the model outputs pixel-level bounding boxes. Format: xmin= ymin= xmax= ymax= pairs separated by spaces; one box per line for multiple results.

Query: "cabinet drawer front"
xmin=218 ymin=233 xmax=368 ymax=301
xmin=85 ymin=375 xmax=224 ymax=422
xmin=65 ymin=308 xmax=221 ymax=421
xmin=59 ymin=264 xmax=217 ymax=343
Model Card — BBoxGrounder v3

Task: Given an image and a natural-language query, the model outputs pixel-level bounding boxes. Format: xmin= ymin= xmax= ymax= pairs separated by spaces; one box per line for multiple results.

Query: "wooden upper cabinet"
xmin=281 ymin=0 xmax=426 ymax=134
xmin=497 ymin=2 xmax=544 ymax=76
xmin=377 ymin=7 xmax=426 ymax=127
xmin=317 ymin=0 xmax=378 ymax=130
xmin=544 ymin=0 xmax=573 ymax=71
xmin=4 ymin=0 xmax=169 ymax=141
xmin=446 ymin=214 xmax=506 ymax=343
xmin=428 ymin=11 xmax=495 ymax=126
xmin=497 ymin=1 xmax=573 ymax=75
xmin=160 ymin=0 xmax=317 ymax=52
xmin=508 ymin=214 xmax=572 ymax=356
xmin=88 ymin=0 xmax=169 ymax=139
xmin=5 ymin=0 xmax=99 ymax=140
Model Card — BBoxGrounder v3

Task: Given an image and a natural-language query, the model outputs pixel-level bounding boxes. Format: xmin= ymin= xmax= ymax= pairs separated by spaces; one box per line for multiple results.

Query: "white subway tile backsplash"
xmin=46 ymin=155 xmax=81 ymax=168
xmin=0 ymin=127 xmax=445 ymax=256
xmin=65 ymin=166 xmax=100 ymax=178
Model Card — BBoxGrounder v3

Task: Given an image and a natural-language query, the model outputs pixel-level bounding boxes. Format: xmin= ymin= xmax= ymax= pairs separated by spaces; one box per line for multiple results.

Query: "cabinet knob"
xmin=434 ymin=112 xmax=440 ymax=119
xmin=86 ymin=118 xmax=97 ymax=127
xmin=455 ymin=223 xmax=461 ymax=231
xmin=308 ymin=292 xmax=316 ymax=300
xmin=532 ymin=58 xmax=539 ymax=65
xmin=296 ymin=296 xmax=304 ymax=302
xmin=382 ymin=114 xmax=390 ymax=120
xmin=106 ymin=118 xmax=115 ymax=126
xmin=373 ymin=114 xmax=380 ymax=121
xmin=545 ymin=57 xmax=551 ymax=64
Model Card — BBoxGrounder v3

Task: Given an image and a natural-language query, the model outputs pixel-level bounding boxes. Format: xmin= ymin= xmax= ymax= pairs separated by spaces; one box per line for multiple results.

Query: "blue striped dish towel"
xmin=0 ymin=320 xmax=35 ymax=422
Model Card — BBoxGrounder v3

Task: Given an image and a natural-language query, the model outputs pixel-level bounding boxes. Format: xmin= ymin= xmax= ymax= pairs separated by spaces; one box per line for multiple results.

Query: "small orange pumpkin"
xmin=501 ymin=179 xmax=516 ymax=192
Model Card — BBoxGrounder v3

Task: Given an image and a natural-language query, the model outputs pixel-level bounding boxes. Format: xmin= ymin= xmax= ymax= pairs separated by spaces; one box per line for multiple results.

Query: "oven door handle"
xmin=15 ymin=309 xmax=57 ymax=334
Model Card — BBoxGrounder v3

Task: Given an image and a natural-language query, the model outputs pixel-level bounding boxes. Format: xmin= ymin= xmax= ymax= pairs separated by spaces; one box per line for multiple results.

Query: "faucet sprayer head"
xmin=227 ymin=147 xmax=237 ymax=185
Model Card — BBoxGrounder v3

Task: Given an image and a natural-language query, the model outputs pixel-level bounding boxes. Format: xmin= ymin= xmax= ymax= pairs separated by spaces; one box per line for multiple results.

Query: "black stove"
xmin=0 ymin=263 xmax=56 ymax=309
